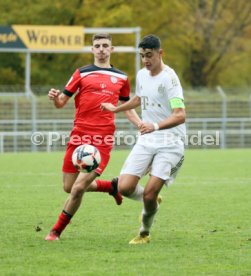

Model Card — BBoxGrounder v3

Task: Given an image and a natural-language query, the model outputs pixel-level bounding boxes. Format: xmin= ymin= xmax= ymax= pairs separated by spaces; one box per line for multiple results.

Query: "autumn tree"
xmin=182 ymin=0 xmax=251 ymax=87
xmin=0 ymin=0 xmax=251 ymax=89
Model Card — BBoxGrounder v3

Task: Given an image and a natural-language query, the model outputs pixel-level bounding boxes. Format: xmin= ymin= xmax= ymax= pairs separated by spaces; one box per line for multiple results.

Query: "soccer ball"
xmin=72 ymin=144 xmax=101 ymax=173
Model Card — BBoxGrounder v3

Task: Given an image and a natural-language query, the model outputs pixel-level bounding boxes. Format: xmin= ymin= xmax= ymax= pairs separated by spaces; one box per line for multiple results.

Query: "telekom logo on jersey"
xmin=141 ymin=96 xmax=149 ymax=110
xmin=141 ymin=96 xmax=162 ymax=109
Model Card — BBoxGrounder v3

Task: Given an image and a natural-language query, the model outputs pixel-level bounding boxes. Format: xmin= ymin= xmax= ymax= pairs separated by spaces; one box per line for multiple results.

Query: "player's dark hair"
xmin=92 ymin=33 xmax=112 ymax=43
xmin=138 ymin=34 xmax=161 ymax=50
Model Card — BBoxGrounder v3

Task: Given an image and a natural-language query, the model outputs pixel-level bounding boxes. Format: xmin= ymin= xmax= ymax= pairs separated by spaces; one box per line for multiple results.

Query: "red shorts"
xmin=62 ymin=129 xmax=113 ymax=175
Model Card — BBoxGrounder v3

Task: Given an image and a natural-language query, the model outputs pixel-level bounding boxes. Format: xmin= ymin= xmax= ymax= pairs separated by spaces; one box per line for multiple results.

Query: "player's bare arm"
xmin=140 ymin=108 xmax=186 ymax=135
xmin=123 ymin=109 xmax=142 ymax=129
xmin=101 ymin=95 xmax=141 ymax=113
xmin=48 ymin=88 xmax=70 ymax=108
xmin=101 ymin=99 xmax=142 ymax=128
xmin=121 ymin=100 xmax=142 ymax=128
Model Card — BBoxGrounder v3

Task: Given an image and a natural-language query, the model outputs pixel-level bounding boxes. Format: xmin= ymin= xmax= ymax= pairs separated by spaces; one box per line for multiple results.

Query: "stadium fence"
xmin=0 ymin=86 xmax=250 ymax=152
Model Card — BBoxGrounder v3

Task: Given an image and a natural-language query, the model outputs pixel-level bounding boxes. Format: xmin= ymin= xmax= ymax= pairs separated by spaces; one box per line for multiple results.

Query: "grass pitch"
xmin=0 ymin=149 xmax=251 ymax=275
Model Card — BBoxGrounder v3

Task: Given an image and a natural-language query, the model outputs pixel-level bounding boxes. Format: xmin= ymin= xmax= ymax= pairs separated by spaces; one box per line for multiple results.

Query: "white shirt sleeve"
xmin=135 ymin=74 xmax=141 ymax=97
xmin=166 ymin=70 xmax=184 ymax=100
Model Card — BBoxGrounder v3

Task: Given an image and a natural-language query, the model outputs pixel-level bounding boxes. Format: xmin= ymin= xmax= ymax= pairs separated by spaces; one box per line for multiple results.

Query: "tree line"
xmin=0 ymin=0 xmax=251 ymax=90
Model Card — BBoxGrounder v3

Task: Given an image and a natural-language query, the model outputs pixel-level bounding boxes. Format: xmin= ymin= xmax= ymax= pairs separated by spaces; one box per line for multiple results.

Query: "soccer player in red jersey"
xmin=45 ymin=33 xmax=141 ymax=241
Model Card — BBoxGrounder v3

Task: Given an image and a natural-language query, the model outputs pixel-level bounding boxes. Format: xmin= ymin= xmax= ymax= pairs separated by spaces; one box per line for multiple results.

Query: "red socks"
xmin=96 ymin=179 xmax=113 ymax=193
xmin=52 ymin=211 xmax=72 ymax=235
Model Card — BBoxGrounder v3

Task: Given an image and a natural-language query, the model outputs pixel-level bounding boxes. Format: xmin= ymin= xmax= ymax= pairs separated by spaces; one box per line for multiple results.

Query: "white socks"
xmin=140 ymin=205 xmax=159 ymax=234
xmin=126 ymin=184 xmax=160 ymax=234
xmin=126 ymin=184 xmax=144 ymax=201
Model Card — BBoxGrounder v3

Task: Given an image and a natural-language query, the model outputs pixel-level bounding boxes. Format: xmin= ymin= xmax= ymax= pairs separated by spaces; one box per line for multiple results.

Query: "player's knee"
xmin=63 ymin=173 xmax=78 ymax=194
xmin=143 ymin=191 xmax=157 ymax=204
xmin=120 ymin=186 xmax=135 ymax=197
xmin=63 ymin=179 xmax=75 ymax=193
xmin=118 ymin=181 xmax=135 ymax=197
xmin=63 ymin=185 xmax=71 ymax=193
xmin=71 ymin=184 xmax=85 ymax=199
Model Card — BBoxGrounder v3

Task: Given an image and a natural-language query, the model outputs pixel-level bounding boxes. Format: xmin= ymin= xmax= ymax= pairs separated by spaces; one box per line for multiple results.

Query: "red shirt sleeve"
xmin=119 ymin=78 xmax=130 ymax=101
xmin=64 ymin=69 xmax=81 ymax=97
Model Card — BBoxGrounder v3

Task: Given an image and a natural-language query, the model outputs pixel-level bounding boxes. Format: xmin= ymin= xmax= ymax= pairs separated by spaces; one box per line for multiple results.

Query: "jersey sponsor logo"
xmin=98 ymin=83 xmax=114 ymax=95
xmin=141 ymin=96 xmax=162 ymax=109
xmin=141 ymin=96 xmax=149 ymax=110
xmin=100 ymin=83 xmax=106 ymax=89
xmin=110 ymin=76 xmax=118 ymax=84
xmin=158 ymin=84 xmax=166 ymax=95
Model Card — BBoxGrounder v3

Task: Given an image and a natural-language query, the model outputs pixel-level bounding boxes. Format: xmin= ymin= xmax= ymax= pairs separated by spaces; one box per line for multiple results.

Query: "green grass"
xmin=0 ymin=149 xmax=251 ymax=275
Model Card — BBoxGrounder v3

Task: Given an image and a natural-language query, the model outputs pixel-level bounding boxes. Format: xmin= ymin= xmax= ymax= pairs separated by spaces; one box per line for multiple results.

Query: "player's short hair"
xmin=92 ymin=33 xmax=112 ymax=43
xmin=138 ymin=34 xmax=161 ymax=50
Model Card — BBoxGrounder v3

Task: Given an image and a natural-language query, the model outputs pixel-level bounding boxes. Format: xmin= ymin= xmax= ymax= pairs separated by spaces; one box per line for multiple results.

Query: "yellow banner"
xmin=12 ymin=25 xmax=85 ymax=50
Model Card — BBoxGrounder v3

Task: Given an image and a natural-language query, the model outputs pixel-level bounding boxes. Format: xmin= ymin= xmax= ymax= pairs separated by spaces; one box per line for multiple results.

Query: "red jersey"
xmin=64 ymin=64 xmax=130 ymax=135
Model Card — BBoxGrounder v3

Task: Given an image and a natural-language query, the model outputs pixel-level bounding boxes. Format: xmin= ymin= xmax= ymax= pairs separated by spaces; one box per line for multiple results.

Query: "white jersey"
xmin=135 ymin=65 xmax=186 ymax=146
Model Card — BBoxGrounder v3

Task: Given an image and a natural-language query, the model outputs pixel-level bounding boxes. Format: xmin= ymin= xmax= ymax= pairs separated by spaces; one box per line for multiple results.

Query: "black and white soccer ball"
xmin=72 ymin=144 xmax=101 ymax=173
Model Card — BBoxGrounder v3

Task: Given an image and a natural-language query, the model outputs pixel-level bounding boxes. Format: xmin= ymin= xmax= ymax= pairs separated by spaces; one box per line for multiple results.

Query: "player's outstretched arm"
xmin=101 ymin=95 xmax=141 ymax=113
xmin=100 ymin=102 xmax=117 ymax=112
xmin=48 ymin=88 xmax=70 ymax=108
xmin=123 ymin=109 xmax=142 ymax=129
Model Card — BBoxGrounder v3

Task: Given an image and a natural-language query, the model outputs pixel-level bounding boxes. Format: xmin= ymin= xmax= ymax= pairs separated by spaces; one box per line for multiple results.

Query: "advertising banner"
xmin=0 ymin=25 xmax=85 ymax=50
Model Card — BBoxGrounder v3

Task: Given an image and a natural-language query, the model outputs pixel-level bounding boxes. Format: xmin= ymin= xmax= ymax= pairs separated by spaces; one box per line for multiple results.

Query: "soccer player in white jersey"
xmin=101 ymin=34 xmax=186 ymax=244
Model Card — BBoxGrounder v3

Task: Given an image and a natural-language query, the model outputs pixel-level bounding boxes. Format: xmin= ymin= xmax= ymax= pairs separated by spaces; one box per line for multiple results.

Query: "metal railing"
xmin=0 ymin=118 xmax=251 ymax=152
xmin=1 ymin=86 xmax=251 ymax=152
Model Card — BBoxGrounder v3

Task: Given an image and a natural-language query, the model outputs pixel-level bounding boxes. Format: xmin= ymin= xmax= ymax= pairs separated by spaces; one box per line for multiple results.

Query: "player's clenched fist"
xmin=48 ymin=88 xmax=60 ymax=100
xmin=139 ymin=122 xmax=155 ymax=134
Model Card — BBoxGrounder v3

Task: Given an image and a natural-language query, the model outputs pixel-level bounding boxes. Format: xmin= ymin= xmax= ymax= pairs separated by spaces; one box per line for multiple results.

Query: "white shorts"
xmin=120 ymin=142 xmax=184 ymax=185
